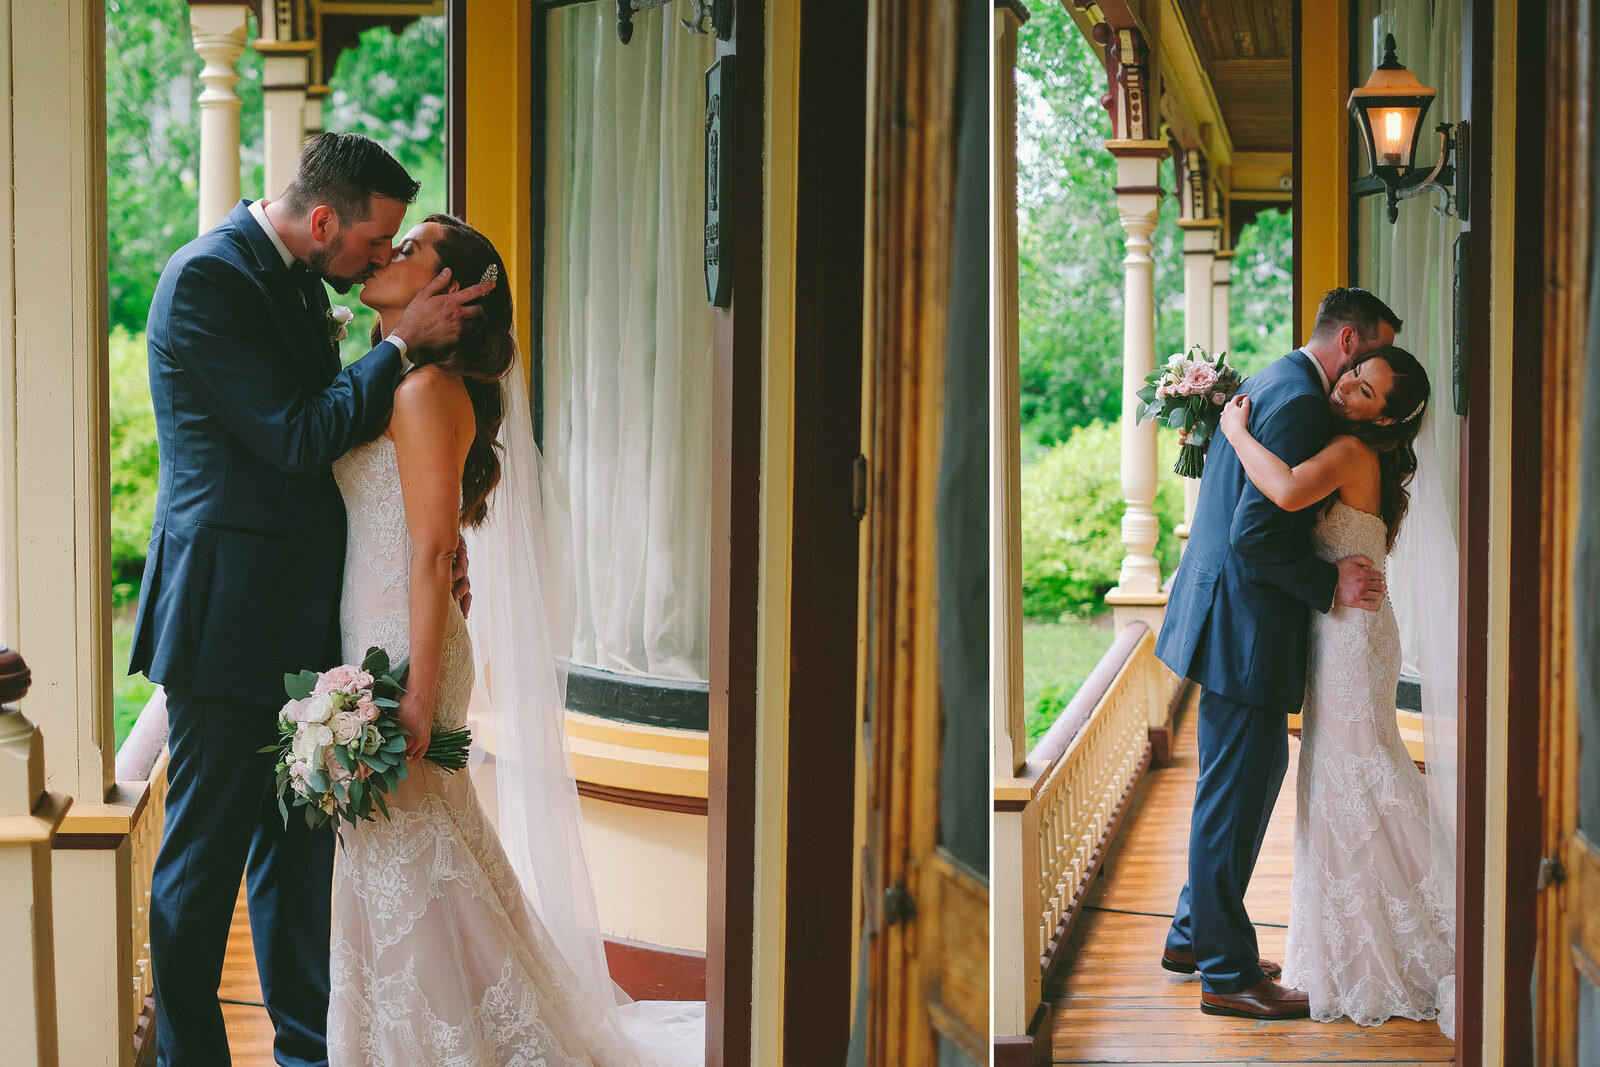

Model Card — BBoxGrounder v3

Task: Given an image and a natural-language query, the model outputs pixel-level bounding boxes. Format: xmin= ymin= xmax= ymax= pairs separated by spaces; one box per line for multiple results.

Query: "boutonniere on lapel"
xmin=327 ymin=305 xmax=354 ymax=346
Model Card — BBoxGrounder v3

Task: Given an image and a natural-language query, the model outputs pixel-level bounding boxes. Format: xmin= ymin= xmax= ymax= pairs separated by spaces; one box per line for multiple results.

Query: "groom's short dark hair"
xmin=1311 ymin=287 xmax=1404 ymax=342
xmin=279 ymin=133 xmax=420 ymax=223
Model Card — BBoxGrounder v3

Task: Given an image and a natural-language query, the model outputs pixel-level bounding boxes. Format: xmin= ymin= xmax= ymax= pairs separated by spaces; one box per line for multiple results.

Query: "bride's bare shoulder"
xmin=1326 ymin=433 xmax=1378 ymax=461
xmin=391 ymin=365 xmax=474 ymax=438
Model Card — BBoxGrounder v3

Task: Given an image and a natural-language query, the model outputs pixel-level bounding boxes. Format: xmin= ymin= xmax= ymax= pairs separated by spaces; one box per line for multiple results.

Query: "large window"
xmin=538 ymin=3 xmax=716 ymax=724
xmin=1353 ymin=0 xmax=1464 ymax=681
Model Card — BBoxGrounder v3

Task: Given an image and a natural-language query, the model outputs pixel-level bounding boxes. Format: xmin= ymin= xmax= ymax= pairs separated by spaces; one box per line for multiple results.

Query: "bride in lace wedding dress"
xmin=1218 ymin=345 xmax=1455 ymax=1038
xmin=327 ymin=214 xmax=703 ymax=1065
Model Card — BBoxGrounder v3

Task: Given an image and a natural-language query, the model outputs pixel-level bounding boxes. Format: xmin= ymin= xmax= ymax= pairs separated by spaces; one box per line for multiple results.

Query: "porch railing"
xmin=994 ymin=621 xmax=1184 ymax=1041
xmin=115 ymin=688 xmax=169 ymax=1058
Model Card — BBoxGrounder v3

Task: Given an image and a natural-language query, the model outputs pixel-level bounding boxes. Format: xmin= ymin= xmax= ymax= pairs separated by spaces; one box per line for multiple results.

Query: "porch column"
xmin=0 ymin=651 xmax=68 ymax=1066
xmin=260 ymin=45 xmax=315 ymax=200
xmin=1176 ymin=220 xmax=1218 ymax=550
xmin=305 ymin=85 xmax=331 ymax=137
xmin=1212 ymin=249 xmax=1234 ymax=355
xmin=1103 ymin=142 xmax=1168 ymax=627
xmin=993 ymin=0 xmax=1039 ymax=1048
xmin=191 ymin=4 xmax=249 ymax=232
xmin=993 ymin=1 xmax=1026 ymax=781
xmin=4 ymin=3 xmax=143 ymax=1061
xmin=1096 ymin=24 xmax=1169 ymax=629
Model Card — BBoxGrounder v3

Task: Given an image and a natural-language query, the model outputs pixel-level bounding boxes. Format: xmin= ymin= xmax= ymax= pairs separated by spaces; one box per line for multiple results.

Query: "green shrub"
xmin=109 ymin=327 xmax=158 ymax=586
xmin=1020 ymin=419 xmax=1185 ymax=620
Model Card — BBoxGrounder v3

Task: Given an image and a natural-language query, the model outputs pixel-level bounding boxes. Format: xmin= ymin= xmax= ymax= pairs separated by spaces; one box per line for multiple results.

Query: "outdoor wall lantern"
xmin=1348 ymin=33 xmax=1468 ymax=223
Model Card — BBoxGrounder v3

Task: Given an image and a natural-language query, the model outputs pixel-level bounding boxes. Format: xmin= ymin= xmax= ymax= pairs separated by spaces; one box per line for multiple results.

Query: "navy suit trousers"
xmin=1165 ymin=687 xmax=1290 ymax=994
xmin=150 ymin=687 xmax=335 ymax=1067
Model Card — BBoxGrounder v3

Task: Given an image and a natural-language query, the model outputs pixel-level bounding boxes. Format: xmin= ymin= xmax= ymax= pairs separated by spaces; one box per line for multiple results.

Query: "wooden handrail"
xmin=1027 ymin=621 xmax=1150 ymax=767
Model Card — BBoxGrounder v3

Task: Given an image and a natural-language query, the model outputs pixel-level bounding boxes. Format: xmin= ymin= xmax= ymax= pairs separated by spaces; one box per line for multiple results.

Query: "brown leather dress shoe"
xmin=1160 ymin=946 xmax=1282 ymax=980
xmin=1199 ymin=978 xmax=1310 ymax=1020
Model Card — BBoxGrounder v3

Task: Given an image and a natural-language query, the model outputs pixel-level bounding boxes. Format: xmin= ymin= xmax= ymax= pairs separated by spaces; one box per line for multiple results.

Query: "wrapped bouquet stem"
xmin=1136 ymin=345 xmax=1242 ymax=478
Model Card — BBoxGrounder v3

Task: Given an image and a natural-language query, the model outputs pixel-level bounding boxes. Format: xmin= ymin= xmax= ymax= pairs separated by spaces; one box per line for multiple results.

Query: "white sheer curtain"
xmin=543 ymin=4 xmax=715 ymax=682
xmin=1355 ymin=0 xmax=1462 ymax=834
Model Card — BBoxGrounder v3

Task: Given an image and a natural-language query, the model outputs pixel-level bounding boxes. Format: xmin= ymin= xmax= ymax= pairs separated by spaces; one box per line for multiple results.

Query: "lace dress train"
xmin=328 ymin=436 xmax=651 ymax=1066
xmin=1281 ymin=500 xmax=1456 ymax=1037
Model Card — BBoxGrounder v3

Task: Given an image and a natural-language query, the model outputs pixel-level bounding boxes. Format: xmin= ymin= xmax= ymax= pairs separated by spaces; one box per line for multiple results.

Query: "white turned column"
xmin=191 ymin=5 xmax=249 ymax=232
xmin=0 ymin=659 xmax=70 ymax=1067
xmin=993 ymin=6 xmax=1026 ymax=782
xmin=1176 ymin=221 xmax=1219 ymax=549
xmin=260 ymin=46 xmax=314 ymax=200
xmin=1105 ymin=142 xmax=1168 ymax=630
xmin=1212 ymin=249 xmax=1234 ymax=354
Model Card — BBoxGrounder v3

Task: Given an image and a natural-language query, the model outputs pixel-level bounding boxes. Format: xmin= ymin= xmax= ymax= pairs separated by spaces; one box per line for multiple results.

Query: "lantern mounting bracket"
xmin=1347 ymin=33 xmax=1467 ymax=224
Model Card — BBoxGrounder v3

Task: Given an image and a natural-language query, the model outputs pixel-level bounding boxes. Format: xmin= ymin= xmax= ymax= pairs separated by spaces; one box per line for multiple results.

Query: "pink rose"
xmin=1155 ymin=383 xmax=1170 ymax=400
xmin=1211 ymin=391 xmax=1227 ymax=406
xmin=1181 ymin=363 xmax=1219 ymax=395
xmin=315 ymin=664 xmax=376 ymax=697
xmin=323 ymin=747 xmax=353 ymax=783
xmin=355 ymin=693 xmax=380 ymax=723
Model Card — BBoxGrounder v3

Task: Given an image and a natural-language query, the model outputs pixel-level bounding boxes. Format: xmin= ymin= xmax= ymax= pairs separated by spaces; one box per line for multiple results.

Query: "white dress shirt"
xmin=1299 ymin=347 xmax=1331 ymax=395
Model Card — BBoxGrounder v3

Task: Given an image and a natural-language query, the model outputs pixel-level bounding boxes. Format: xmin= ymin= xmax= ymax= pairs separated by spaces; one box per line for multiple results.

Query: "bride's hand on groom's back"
xmin=390 ymin=267 xmax=498 ymax=353
xmin=1334 ymin=554 xmax=1385 ymax=611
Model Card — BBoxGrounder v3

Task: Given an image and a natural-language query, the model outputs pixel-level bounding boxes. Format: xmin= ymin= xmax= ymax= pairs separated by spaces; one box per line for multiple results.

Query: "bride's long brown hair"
xmin=371 ymin=214 xmax=514 ymax=527
xmin=1333 ymin=344 xmax=1431 ymax=550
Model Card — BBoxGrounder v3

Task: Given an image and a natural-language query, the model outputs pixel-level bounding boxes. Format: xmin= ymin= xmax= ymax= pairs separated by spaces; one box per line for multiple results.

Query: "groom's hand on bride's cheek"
xmin=391 ymin=268 xmax=498 ymax=351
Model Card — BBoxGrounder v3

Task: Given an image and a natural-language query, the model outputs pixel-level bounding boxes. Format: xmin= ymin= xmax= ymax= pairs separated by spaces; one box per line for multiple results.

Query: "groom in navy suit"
xmin=1154 ymin=288 xmax=1400 ymax=1019
xmin=131 ymin=134 xmax=493 ymax=1066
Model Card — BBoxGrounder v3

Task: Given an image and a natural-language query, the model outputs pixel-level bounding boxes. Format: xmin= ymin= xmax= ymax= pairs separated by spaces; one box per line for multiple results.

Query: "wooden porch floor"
xmin=1048 ymin=690 xmax=1457 ymax=1065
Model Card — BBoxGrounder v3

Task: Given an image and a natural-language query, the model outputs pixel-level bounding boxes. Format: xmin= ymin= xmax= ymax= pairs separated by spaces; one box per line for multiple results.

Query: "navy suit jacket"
xmin=129 ymin=201 xmax=404 ymax=706
xmin=1154 ymin=349 xmax=1340 ymax=714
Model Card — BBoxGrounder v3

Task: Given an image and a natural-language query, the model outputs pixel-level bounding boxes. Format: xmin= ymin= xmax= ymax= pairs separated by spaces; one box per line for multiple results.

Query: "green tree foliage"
xmin=1225 ymin=205 xmax=1295 ymax=377
xmin=1020 ymin=421 xmax=1184 ymax=621
xmin=105 ymin=3 xmax=448 ymax=577
xmin=1015 ymin=3 xmax=1293 ymax=449
xmin=1016 ymin=6 xmax=1185 ymax=451
xmin=109 ymin=327 xmax=160 ymax=585
xmin=106 ymin=0 xmax=264 ymax=332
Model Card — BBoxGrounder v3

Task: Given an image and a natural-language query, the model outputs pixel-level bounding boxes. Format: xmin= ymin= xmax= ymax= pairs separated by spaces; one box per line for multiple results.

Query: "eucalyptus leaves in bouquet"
xmin=1136 ymin=345 xmax=1242 ymax=478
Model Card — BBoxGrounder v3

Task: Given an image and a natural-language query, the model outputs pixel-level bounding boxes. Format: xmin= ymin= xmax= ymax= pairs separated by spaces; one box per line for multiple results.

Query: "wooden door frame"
xmin=1531 ymin=0 xmax=1593 ymax=1061
xmin=1454 ymin=0 xmax=1504 ymax=1058
xmin=707 ymin=1 xmax=765 ymax=1064
xmin=782 ymin=0 xmax=869 ymax=1061
xmin=1501 ymin=0 xmax=1552 ymax=1059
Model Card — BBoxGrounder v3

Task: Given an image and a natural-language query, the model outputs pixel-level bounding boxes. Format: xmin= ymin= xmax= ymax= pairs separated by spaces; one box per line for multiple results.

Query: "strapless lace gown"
xmin=1280 ymin=500 xmax=1455 ymax=1037
xmin=327 ymin=435 xmax=640 ymax=1066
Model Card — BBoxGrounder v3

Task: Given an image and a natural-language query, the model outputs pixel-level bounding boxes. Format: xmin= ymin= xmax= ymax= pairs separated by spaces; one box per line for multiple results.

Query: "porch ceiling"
xmin=1171 ymin=0 xmax=1293 ymax=153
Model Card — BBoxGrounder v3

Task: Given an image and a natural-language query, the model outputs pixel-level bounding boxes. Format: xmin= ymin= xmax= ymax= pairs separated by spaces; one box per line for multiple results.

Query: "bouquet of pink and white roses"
xmin=263 ymin=646 xmax=472 ymax=831
xmin=1136 ymin=345 xmax=1243 ymax=478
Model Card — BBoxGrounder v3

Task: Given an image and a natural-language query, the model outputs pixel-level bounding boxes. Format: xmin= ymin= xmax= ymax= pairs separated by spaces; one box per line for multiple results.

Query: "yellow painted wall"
xmin=1297 ymin=0 xmax=1350 ymax=340
xmin=464 ymin=0 xmax=534 ymax=361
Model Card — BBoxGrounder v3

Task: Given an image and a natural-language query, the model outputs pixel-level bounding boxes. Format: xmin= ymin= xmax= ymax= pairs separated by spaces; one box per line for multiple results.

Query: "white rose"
xmin=331 ymin=711 xmax=363 ymax=746
xmin=313 ymin=724 xmax=335 ymax=749
xmin=304 ymin=693 xmax=335 ymax=725
xmin=291 ymin=726 xmax=317 ymax=762
xmin=1166 ymin=351 xmax=1186 ymax=369
xmin=279 ymin=699 xmax=301 ymax=726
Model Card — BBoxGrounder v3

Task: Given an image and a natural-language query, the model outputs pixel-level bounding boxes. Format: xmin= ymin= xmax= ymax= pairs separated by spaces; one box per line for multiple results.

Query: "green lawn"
xmin=1022 ymin=613 xmax=1115 ymax=750
xmin=112 ymin=606 xmax=155 ymax=750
